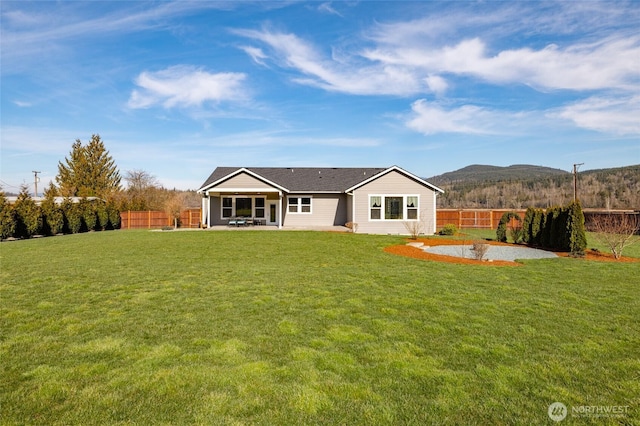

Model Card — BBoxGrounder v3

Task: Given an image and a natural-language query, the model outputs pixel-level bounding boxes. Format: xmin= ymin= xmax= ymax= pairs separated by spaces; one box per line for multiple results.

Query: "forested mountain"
xmin=429 ymin=164 xmax=640 ymax=210
xmin=430 ymin=164 xmax=569 ymax=184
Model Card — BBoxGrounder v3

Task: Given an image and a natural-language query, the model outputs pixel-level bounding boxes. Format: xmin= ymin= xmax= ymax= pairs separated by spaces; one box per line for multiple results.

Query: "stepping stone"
xmin=406 ymin=242 xmax=424 ymax=248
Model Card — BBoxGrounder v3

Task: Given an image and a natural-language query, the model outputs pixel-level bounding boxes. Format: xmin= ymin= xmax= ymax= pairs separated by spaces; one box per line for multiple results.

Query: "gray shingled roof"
xmin=199 ymin=167 xmax=389 ymax=192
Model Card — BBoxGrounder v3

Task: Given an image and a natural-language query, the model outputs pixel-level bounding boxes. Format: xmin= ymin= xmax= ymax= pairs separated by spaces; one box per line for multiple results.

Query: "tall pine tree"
xmin=56 ymin=134 xmax=122 ymax=198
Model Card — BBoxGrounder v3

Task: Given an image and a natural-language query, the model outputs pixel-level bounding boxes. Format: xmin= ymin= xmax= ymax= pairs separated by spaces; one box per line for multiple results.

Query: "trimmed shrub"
xmin=62 ymin=199 xmax=82 ymax=234
xmin=79 ymin=198 xmax=97 ymax=231
xmin=96 ymin=201 xmax=109 ymax=230
xmin=106 ymin=201 xmax=121 ymax=229
xmin=567 ymin=200 xmax=587 ymax=256
xmin=439 ymin=223 xmax=458 ymax=236
xmin=496 ymin=212 xmax=522 ymax=243
xmin=12 ymin=187 xmax=42 ymax=238
xmin=41 ymin=184 xmax=64 ymax=235
xmin=522 ymin=207 xmax=535 ymax=244
xmin=521 ymin=202 xmax=587 ymax=253
xmin=0 ymin=191 xmax=16 ymax=239
xmin=530 ymin=208 xmax=544 ymax=246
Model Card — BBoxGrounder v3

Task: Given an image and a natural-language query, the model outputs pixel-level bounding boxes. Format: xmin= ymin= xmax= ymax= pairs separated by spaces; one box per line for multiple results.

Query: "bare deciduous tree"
xmin=471 ymin=241 xmax=489 ymax=261
xmin=404 ymin=212 xmax=427 ymax=239
xmin=587 ymin=213 xmax=640 ymax=259
xmin=164 ymin=192 xmax=185 ymax=228
xmin=403 ymin=220 xmax=424 ymax=240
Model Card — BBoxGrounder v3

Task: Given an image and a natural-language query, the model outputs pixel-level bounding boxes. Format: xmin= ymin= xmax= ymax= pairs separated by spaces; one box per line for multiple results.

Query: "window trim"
xmin=368 ymin=194 xmax=420 ymax=221
xmin=287 ymin=195 xmax=313 ymax=214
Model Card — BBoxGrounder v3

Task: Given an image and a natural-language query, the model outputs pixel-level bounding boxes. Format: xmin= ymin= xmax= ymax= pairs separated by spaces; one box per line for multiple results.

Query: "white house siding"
xmin=352 ymin=170 xmax=438 ymax=235
xmin=282 ymin=194 xmax=347 ymax=227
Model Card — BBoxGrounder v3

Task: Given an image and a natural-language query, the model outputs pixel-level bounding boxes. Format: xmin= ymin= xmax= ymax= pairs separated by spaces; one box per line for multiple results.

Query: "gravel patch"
xmin=422 ymin=244 xmax=558 ymax=261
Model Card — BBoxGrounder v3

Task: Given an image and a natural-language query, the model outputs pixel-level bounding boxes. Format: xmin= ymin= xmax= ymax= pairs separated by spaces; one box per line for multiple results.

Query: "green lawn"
xmin=1 ymin=230 xmax=638 ymax=425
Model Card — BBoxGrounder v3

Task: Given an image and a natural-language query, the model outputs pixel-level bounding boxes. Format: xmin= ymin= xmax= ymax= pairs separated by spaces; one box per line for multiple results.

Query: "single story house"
xmin=197 ymin=166 xmax=444 ymax=234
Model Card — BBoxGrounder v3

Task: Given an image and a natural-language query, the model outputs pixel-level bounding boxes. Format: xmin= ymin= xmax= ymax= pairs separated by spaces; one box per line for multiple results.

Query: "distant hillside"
xmin=429 ymin=164 xmax=569 ymax=185
xmin=431 ymin=164 xmax=640 ymax=210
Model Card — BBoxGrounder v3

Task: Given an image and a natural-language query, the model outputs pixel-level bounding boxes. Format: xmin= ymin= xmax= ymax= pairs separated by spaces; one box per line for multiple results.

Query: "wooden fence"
xmin=120 ymin=209 xmax=202 ymax=229
xmin=120 ymin=208 xmax=639 ymax=232
xmin=437 ymin=209 xmax=527 ymax=230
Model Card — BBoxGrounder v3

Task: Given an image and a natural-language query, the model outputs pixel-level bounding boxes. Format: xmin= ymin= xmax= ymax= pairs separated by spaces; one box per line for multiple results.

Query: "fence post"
xmin=148 ymin=210 xmax=151 ymax=229
xmin=128 ymin=210 xmax=131 ymax=230
xmin=458 ymin=210 xmax=462 ymax=229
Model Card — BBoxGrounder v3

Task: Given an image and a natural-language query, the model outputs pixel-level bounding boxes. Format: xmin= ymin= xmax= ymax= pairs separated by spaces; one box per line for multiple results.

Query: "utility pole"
xmin=32 ymin=171 xmax=41 ymax=198
xmin=573 ymin=163 xmax=584 ymax=203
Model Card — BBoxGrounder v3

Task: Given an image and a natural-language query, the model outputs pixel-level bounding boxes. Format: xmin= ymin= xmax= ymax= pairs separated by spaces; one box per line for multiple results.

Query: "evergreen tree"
xmin=79 ymin=198 xmax=97 ymax=231
xmin=0 ymin=189 xmax=16 ymax=239
xmin=106 ymin=198 xmax=121 ymax=229
xmin=56 ymin=134 xmax=122 ymax=198
xmin=96 ymin=201 xmax=109 ymax=230
xmin=12 ymin=185 xmax=42 ymax=238
xmin=41 ymin=183 xmax=65 ymax=235
xmin=62 ymin=199 xmax=82 ymax=234
xmin=522 ymin=207 xmax=534 ymax=244
xmin=567 ymin=200 xmax=587 ymax=256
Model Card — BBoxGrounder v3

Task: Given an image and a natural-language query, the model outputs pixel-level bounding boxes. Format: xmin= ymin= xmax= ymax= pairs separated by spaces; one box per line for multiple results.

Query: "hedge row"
xmin=0 ymin=192 xmax=120 ymax=240
xmin=521 ymin=201 xmax=587 ymax=255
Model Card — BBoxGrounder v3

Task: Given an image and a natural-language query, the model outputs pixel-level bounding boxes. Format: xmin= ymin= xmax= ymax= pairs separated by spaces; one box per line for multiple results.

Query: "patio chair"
xmin=228 ymin=218 xmax=238 ymax=227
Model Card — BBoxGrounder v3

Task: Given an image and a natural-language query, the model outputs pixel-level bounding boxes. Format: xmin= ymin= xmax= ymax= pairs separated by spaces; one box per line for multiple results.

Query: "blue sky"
xmin=1 ymin=1 xmax=639 ymax=192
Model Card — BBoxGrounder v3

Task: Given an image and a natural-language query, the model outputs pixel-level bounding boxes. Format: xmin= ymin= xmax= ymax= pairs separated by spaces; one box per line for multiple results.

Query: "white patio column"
xmin=278 ymin=192 xmax=283 ymax=229
xmin=201 ymin=194 xmax=208 ymax=228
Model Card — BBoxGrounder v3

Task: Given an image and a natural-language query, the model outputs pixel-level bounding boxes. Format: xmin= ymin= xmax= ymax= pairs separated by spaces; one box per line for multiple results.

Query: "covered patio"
xmin=201 ymin=190 xmax=284 ymax=229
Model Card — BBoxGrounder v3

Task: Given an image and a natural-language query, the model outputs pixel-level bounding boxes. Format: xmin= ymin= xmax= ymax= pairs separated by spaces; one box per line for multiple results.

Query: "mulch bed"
xmin=556 ymin=250 xmax=639 ymax=263
xmin=384 ymin=237 xmax=639 ymax=266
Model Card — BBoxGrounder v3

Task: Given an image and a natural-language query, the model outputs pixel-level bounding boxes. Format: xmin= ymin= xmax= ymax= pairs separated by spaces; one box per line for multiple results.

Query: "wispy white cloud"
xmin=405 ymin=100 xmax=493 ymax=135
xmin=233 ymin=28 xmax=426 ymax=96
xmin=236 ymin=8 xmax=639 ymax=96
xmin=555 ymin=95 xmax=640 ymax=135
xmin=364 ymin=36 xmax=640 ymax=91
xmin=239 ymin=45 xmax=269 ymax=66
xmin=317 ymin=2 xmax=343 ymax=17
xmin=128 ymin=66 xmax=248 ymax=109
xmin=424 ymin=75 xmax=448 ymax=96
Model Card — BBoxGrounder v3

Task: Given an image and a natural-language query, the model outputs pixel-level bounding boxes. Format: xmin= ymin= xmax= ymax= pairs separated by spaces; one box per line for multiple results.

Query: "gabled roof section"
xmin=344 ymin=165 xmax=445 ymax=193
xmin=198 ymin=167 xmax=389 ymax=193
xmin=197 ymin=167 xmax=290 ymax=193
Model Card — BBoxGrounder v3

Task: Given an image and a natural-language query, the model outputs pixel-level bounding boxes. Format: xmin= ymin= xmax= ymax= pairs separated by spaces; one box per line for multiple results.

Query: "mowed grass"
xmin=1 ymin=230 xmax=638 ymax=425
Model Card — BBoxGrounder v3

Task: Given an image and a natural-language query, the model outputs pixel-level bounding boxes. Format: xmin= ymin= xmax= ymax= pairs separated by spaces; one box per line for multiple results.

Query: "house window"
xmin=222 ymin=197 xmax=233 ymax=218
xmin=236 ymin=198 xmax=252 ymax=217
xmin=288 ymin=196 xmax=312 ymax=214
xmin=220 ymin=196 xmax=266 ymax=218
xmin=407 ymin=196 xmax=418 ymax=220
xmin=255 ymin=197 xmax=265 ymax=218
xmin=385 ymin=197 xmax=403 ymax=220
xmin=369 ymin=195 xmax=420 ymax=221
xmin=370 ymin=196 xmax=381 ymax=220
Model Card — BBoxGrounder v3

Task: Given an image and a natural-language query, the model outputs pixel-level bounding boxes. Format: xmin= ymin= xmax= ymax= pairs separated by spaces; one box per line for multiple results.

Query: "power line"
xmin=0 ymin=179 xmax=23 ymax=189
